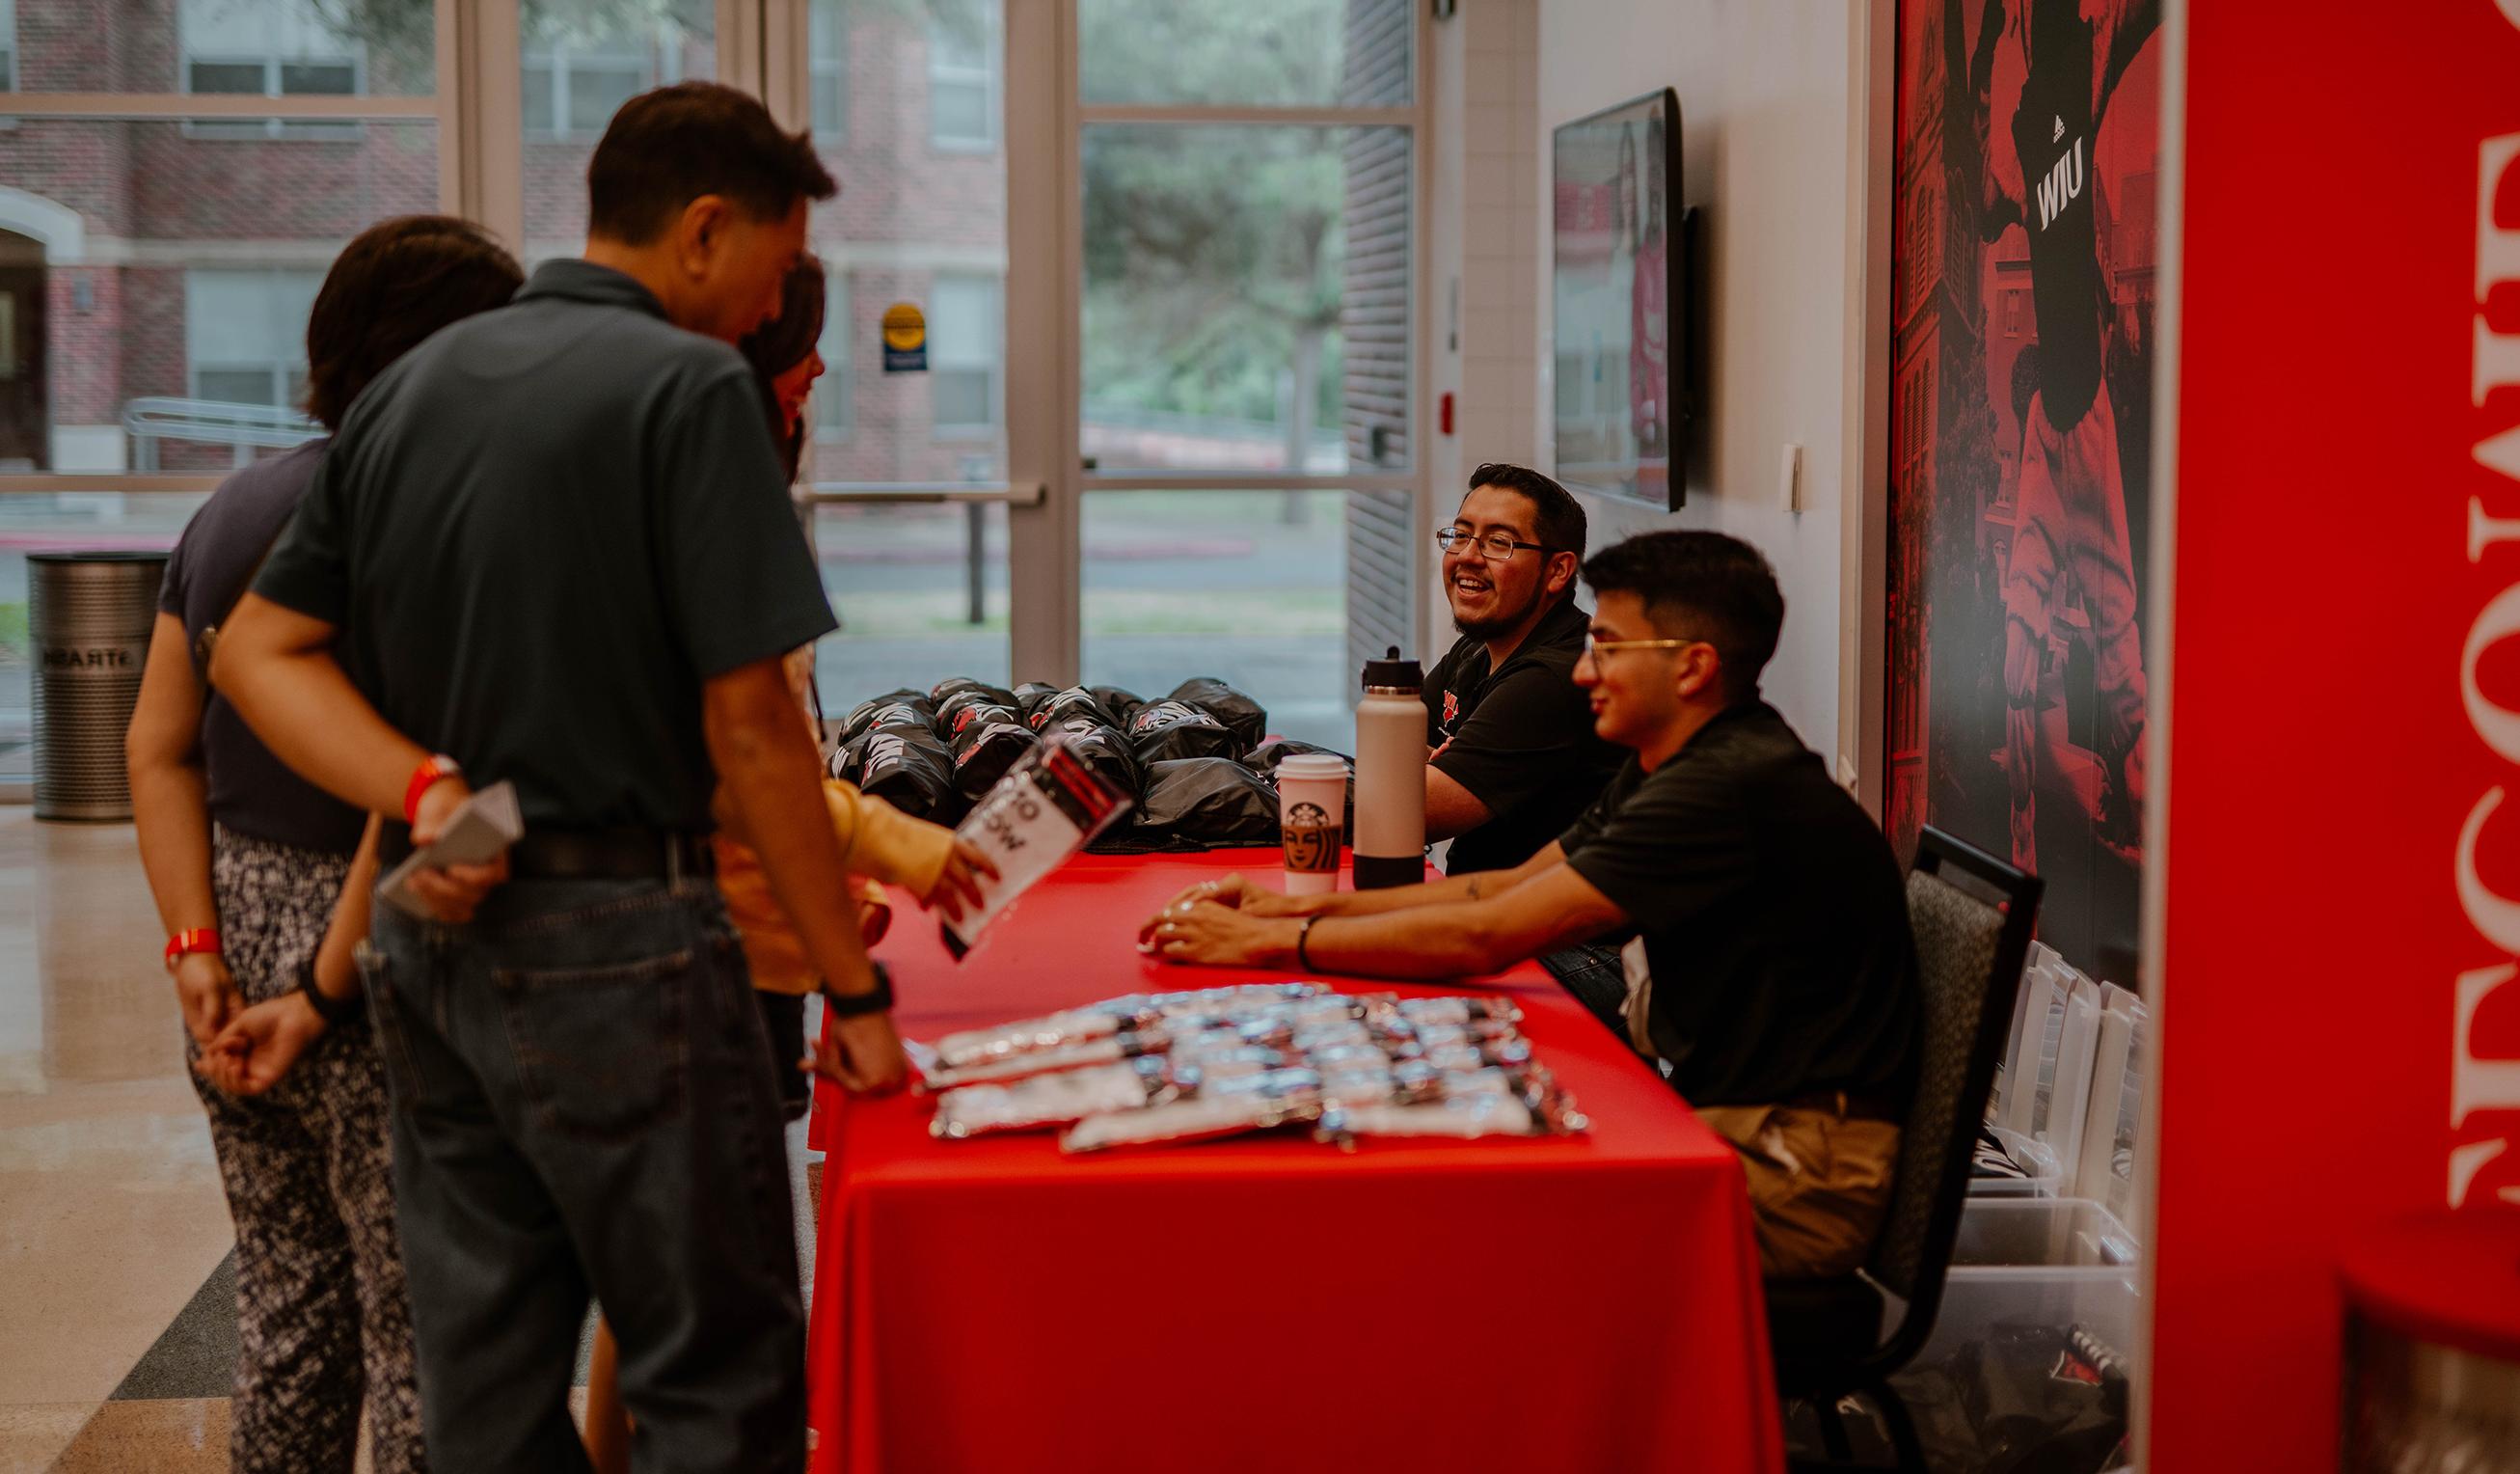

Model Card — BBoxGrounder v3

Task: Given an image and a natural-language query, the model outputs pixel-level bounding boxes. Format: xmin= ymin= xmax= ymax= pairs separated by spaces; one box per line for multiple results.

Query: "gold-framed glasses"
xmin=1583 ymin=634 xmax=1699 ymax=660
xmin=1436 ymin=527 xmax=1548 ymax=559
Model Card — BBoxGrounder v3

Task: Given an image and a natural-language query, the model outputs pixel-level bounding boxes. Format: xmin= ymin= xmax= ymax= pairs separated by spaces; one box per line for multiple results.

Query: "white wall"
xmin=1422 ymin=0 xmax=1541 ymax=663
xmin=1519 ymin=0 xmax=1877 ymax=769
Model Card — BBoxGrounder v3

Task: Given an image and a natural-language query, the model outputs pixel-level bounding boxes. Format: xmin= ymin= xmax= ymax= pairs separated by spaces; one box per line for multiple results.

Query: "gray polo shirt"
xmin=254 ymin=259 xmax=836 ymax=832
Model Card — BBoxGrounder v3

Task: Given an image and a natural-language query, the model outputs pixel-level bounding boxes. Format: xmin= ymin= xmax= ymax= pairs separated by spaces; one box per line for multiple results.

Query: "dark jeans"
xmin=364 ymin=878 xmax=803 ymax=1474
xmin=1541 ymin=942 xmax=1634 ymax=1044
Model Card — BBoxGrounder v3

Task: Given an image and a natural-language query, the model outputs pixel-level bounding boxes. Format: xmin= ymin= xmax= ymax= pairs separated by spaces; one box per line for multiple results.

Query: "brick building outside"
xmin=0 ymin=0 xmax=1011 ymax=485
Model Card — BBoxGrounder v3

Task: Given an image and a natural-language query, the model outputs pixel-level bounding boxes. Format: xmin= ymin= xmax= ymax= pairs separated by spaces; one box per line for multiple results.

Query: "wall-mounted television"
xmin=1552 ymin=88 xmax=1687 ymax=511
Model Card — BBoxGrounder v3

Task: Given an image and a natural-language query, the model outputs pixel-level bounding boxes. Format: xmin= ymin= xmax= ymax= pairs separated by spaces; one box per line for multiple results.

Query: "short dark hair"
xmin=586 ymin=82 xmax=838 ymax=246
xmin=1580 ymin=530 xmax=1784 ymax=701
xmin=1466 ymin=461 xmax=1588 ymax=563
xmin=303 ymin=215 xmax=521 ymax=431
xmin=739 ymin=255 xmax=829 ymax=484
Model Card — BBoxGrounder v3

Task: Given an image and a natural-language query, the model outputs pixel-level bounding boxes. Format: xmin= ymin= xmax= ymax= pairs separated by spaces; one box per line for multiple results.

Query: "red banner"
xmin=2154 ymin=3 xmax=2520 ymax=1466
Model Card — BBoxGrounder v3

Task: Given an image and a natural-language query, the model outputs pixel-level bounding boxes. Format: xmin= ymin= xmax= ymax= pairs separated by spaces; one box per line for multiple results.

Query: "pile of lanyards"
xmin=909 ymin=983 xmax=1589 ymax=1153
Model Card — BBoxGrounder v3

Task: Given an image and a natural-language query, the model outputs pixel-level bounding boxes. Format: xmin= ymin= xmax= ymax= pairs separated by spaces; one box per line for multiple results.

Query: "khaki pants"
xmin=1695 ymin=1102 xmax=1901 ymax=1280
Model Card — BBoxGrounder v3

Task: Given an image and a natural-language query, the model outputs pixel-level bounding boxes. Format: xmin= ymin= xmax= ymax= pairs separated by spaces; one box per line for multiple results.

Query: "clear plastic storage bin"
xmin=1909 ymin=1197 xmax=2142 ymax=1375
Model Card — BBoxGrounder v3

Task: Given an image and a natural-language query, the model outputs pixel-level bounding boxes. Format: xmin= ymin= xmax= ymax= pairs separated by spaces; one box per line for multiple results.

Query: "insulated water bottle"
xmin=1352 ymin=645 xmax=1425 ymax=889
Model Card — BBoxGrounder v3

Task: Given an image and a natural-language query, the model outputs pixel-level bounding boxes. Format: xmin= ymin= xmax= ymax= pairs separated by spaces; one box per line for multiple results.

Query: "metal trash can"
xmin=2341 ymin=1212 xmax=2520 ymax=1474
xmin=30 ymin=551 xmax=167 ymax=822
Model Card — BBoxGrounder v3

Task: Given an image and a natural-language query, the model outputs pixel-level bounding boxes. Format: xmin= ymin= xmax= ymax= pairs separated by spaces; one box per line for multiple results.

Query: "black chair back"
xmin=1864 ymin=827 xmax=2042 ymax=1363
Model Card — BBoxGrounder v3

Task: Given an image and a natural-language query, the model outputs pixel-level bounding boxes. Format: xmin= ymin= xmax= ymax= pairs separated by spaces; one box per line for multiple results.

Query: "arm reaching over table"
xmin=1143 ymin=847 xmax=1627 ymax=981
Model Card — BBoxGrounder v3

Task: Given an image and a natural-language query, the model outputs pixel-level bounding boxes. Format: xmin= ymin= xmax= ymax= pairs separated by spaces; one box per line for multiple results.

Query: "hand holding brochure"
xmin=379 ymin=781 xmax=524 ymax=918
xmin=941 ymin=741 xmax=1132 ymax=959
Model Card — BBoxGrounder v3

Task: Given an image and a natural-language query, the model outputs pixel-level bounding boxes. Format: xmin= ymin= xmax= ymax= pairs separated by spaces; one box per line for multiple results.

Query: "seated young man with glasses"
xmin=1141 ymin=531 xmax=1920 ymax=1279
xmin=1423 ymin=463 xmax=1625 ymax=875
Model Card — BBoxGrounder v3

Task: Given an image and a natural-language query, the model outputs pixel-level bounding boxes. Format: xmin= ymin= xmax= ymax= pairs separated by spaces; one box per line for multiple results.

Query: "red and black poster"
xmin=1885 ymin=0 xmax=2161 ymax=988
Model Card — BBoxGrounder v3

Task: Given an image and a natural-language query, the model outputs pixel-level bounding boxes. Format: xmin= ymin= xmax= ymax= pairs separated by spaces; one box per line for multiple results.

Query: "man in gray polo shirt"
xmin=216 ymin=85 xmax=872 ymax=1471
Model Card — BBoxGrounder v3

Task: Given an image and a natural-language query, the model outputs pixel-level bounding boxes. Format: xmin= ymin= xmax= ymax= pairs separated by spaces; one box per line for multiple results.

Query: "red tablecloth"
xmin=804 ymin=850 xmax=1782 ymax=1474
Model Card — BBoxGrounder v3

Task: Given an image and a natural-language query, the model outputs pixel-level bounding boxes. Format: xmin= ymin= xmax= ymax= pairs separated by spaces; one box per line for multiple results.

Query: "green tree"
xmin=1077 ymin=0 xmax=1360 ymax=452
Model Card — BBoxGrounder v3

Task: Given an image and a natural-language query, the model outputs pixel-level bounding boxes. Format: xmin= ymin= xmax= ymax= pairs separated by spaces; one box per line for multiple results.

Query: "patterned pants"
xmin=188 ymin=827 xmax=426 ymax=1474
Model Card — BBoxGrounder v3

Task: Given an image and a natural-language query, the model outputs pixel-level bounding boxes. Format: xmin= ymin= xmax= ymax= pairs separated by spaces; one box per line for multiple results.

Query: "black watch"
xmin=298 ymin=959 xmax=366 ymax=1027
xmin=821 ymin=962 xmax=895 ymax=1019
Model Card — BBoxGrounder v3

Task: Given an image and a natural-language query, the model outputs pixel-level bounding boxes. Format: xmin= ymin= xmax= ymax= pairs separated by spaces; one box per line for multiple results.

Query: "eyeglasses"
xmin=1437 ymin=528 xmax=1550 ymax=560
xmin=1582 ymin=635 xmax=1700 ymax=661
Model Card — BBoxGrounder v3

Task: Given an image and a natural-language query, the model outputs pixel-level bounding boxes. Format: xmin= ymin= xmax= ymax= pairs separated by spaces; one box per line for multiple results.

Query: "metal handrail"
xmin=803 ymin=480 xmax=1044 ymax=505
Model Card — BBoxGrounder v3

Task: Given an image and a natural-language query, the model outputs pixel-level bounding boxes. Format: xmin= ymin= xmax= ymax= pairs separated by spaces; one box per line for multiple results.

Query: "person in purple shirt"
xmin=126 ymin=215 xmax=521 ymax=1474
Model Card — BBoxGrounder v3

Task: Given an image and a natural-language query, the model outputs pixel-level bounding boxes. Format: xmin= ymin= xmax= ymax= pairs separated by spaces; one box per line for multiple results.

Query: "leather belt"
xmin=1779 ymin=1089 xmax=1903 ymax=1125
xmin=380 ymin=824 xmax=715 ymax=881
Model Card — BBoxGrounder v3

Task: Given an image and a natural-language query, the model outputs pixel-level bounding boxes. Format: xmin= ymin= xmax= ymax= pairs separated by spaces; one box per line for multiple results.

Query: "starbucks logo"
xmin=1282 ymin=800 xmax=1338 ymax=873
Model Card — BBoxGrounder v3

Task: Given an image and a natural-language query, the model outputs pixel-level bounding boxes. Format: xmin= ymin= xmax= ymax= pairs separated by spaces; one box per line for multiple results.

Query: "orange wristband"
xmin=165 ymin=928 xmax=220 ymax=970
xmin=403 ymin=754 xmax=461 ymax=825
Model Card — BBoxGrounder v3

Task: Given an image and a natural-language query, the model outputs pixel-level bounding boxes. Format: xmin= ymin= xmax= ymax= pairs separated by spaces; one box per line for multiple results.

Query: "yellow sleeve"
xmin=824 ymin=778 xmax=956 ymax=897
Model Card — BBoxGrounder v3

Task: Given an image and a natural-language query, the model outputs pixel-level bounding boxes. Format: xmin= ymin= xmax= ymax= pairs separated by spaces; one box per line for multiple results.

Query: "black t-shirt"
xmin=158 ymin=439 xmax=365 ymax=857
xmin=2010 ymin=1 xmax=2121 ymax=431
xmin=1423 ymin=598 xmax=1624 ymax=876
xmin=254 ymin=260 xmax=836 ymax=832
xmin=1559 ymin=701 xmax=1918 ymax=1109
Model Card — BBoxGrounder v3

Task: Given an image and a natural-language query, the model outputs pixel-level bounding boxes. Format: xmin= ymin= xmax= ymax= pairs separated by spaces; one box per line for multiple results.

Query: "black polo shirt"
xmin=1423 ymin=597 xmax=1624 ymax=875
xmin=1558 ymin=701 xmax=1919 ymax=1109
xmin=253 ymin=260 xmax=836 ymax=832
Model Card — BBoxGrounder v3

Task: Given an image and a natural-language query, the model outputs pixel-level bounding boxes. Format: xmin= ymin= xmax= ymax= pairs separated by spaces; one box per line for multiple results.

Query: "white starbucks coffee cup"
xmin=1276 ymin=753 xmax=1348 ymax=895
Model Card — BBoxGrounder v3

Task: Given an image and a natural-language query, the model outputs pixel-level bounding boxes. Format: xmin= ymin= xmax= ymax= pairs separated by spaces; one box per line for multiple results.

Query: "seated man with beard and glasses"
xmin=1423 ymin=463 xmax=1626 ymax=877
xmin=1140 ymin=532 xmax=1920 ymax=1280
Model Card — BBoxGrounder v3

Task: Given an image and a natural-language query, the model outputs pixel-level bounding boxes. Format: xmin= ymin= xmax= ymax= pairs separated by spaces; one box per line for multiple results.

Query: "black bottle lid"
xmin=1361 ymin=644 xmax=1423 ymax=692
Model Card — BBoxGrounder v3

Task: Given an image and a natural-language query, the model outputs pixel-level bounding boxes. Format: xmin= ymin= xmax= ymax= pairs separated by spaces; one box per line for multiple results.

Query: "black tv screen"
xmin=1553 ymin=89 xmax=1684 ymax=510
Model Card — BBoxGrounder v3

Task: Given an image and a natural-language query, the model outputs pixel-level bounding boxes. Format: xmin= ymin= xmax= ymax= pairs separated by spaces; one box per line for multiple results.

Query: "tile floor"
xmin=0 ymin=810 xmax=820 ymax=1473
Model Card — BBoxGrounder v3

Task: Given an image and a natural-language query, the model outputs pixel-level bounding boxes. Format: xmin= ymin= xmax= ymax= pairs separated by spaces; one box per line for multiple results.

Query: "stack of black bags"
xmin=826 ymin=674 xmax=1351 ymax=852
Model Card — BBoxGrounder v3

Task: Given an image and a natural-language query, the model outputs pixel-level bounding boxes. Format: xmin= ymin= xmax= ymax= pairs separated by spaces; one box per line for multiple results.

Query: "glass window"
xmin=809 ymin=503 xmax=1010 ymax=701
xmin=929 ymin=274 xmax=998 ymax=437
xmin=816 ymin=270 xmax=852 ymax=438
xmin=810 ymin=0 xmax=848 ymax=140
xmin=1079 ymin=0 xmax=1412 ymax=108
xmin=1082 ymin=490 xmax=1354 ymax=749
xmin=519 ymin=0 xmax=715 ymax=249
xmin=12 ymin=0 xmax=430 ymax=95
xmin=521 ymin=41 xmax=675 ymax=141
xmin=183 ymin=268 xmax=324 ymax=461
xmin=0 ymin=119 xmax=436 ymax=474
xmin=177 ymin=0 xmax=391 ymax=138
xmin=927 ymin=8 xmax=996 ymax=151
xmin=810 ymin=0 xmax=1005 ymax=489
xmin=1082 ymin=124 xmax=1411 ymax=476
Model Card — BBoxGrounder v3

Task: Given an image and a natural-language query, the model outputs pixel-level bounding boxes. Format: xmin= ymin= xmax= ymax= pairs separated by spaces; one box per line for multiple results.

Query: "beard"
xmin=1451 ymin=583 xmax=1547 ymax=641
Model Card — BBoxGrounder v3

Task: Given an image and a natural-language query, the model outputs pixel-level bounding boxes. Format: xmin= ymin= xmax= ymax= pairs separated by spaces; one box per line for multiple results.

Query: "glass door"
xmin=1071 ymin=0 xmax=1420 ymax=750
xmin=772 ymin=0 xmax=1017 ymax=700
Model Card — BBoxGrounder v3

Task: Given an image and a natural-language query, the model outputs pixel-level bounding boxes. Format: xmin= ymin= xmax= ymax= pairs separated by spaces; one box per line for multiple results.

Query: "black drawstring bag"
xmin=1013 ymin=682 xmax=1061 ymax=721
xmin=1043 ymin=716 xmax=1144 ymax=804
xmin=1131 ymin=757 xmax=1281 ymax=846
xmin=839 ymin=689 xmax=937 ymax=743
xmin=1126 ymin=699 xmax=1240 ymax=763
xmin=1087 ymin=685 xmax=1149 ymax=727
xmin=1028 ymin=687 xmax=1121 ymax=735
xmin=1242 ymin=738 xmax=1354 ymax=833
xmin=840 ymin=725 xmax=963 ymax=824
xmin=937 ymin=691 xmax=1020 ymax=739
xmin=1241 ymin=737 xmax=1347 ymax=774
xmin=950 ymin=719 xmax=1042 ymax=803
xmin=1168 ymin=677 xmax=1268 ymax=751
xmin=929 ymin=676 xmax=1016 ymax=709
